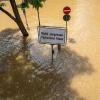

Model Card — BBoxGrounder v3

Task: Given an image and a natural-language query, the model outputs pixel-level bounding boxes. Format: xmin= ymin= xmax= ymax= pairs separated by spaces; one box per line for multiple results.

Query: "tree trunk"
xmin=0 ymin=7 xmax=16 ymax=22
xmin=10 ymin=0 xmax=29 ymax=36
xmin=37 ymin=8 xmax=40 ymax=26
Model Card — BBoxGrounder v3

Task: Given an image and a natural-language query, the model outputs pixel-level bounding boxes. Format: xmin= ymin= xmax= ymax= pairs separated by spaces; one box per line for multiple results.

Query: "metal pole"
xmin=58 ymin=44 xmax=61 ymax=52
xmin=66 ymin=20 xmax=67 ymax=43
xmin=51 ymin=44 xmax=54 ymax=64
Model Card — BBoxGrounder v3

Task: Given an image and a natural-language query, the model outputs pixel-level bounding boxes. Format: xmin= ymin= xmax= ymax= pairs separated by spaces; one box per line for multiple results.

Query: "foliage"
xmin=19 ymin=0 xmax=46 ymax=26
xmin=29 ymin=0 xmax=46 ymax=10
xmin=0 ymin=3 xmax=6 ymax=7
xmin=20 ymin=0 xmax=46 ymax=10
xmin=19 ymin=0 xmax=29 ymax=10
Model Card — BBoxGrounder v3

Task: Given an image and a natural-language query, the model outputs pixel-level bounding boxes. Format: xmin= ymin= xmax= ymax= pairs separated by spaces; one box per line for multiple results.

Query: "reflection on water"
xmin=0 ymin=28 xmax=94 ymax=100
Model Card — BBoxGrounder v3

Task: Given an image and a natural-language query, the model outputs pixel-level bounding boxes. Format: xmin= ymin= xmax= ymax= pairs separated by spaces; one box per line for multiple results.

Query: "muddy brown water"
xmin=0 ymin=0 xmax=100 ymax=100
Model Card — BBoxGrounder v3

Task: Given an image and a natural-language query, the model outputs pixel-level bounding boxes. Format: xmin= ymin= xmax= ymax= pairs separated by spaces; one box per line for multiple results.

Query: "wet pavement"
xmin=0 ymin=28 xmax=93 ymax=100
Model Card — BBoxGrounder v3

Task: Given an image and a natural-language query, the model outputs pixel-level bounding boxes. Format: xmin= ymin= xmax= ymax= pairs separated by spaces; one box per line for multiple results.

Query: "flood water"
xmin=0 ymin=0 xmax=100 ymax=100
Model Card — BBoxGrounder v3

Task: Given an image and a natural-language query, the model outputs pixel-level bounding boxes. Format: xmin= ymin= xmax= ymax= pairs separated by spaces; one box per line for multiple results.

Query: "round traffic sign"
xmin=63 ymin=14 xmax=71 ymax=21
xmin=63 ymin=6 xmax=71 ymax=15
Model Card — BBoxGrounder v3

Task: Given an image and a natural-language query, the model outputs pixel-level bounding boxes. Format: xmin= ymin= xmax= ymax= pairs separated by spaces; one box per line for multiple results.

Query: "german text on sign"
xmin=38 ymin=26 xmax=66 ymax=44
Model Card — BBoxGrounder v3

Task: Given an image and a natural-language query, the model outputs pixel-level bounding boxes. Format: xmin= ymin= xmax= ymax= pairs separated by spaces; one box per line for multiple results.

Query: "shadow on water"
xmin=0 ymin=28 xmax=19 ymax=38
xmin=0 ymin=28 xmax=94 ymax=100
xmin=68 ymin=38 xmax=76 ymax=44
xmin=0 ymin=28 xmax=23 ymax=61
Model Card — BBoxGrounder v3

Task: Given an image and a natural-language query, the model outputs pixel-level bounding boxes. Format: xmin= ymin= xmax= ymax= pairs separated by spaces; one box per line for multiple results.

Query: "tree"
xmin=21 ymin=0 xmax=46 ymax=26
xmin=0 ymin=0 xmax=29 ymax=36
xmin=29 ymin=0 xmax=46 ymax=26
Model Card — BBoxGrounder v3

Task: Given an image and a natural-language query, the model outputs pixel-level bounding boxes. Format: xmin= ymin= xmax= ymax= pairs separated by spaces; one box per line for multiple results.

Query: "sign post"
xmin=38 ymin=26 xmax=66 ymax=64
xmin=37 ymin=6 xmax=71 ymax=64
xmin=66 ymin=20 xmax=67 ymax=43
xmin=51 ymin=44 xmax=54 ymax=64
xmin=63 ymin=6 xmax=71 ymax=43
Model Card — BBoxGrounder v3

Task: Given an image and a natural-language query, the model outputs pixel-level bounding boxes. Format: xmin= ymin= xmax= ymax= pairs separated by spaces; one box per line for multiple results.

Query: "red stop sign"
xmin=63 ymin=6 xmax=71 ymax=14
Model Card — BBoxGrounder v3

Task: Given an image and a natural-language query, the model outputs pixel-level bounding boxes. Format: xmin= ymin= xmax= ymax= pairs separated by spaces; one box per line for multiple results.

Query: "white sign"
xmin=38 ymin=26 xmax=66 ymax=44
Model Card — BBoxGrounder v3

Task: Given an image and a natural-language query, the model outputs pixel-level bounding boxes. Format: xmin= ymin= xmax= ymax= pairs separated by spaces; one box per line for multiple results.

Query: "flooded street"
xmin=0 ymin=0 xmax=100 ymax=100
